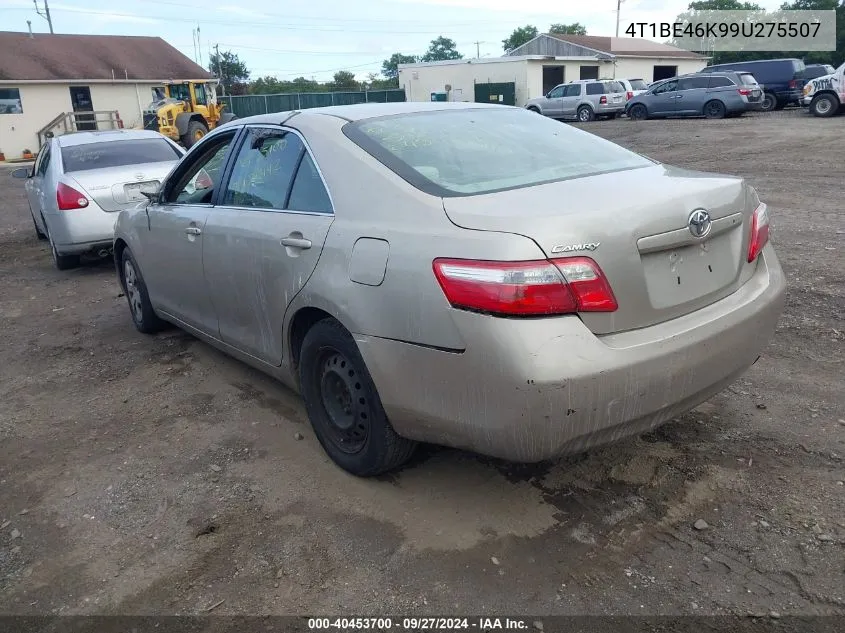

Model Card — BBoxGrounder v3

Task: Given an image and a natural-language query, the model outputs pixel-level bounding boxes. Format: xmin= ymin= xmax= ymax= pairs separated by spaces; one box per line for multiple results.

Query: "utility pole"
xmin=214 ymin=44 xmax=225 ymax=97
xmin=615 ymin=0 xmax=625 ymax=38
xmin=474 ymin=41 xmax=481 ymax=58
xmin=33 ymin=0 xmax=54 ymax=34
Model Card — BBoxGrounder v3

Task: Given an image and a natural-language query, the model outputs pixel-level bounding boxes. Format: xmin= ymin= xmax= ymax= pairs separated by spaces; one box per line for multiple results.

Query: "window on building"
xmin=579 ymin=66 xmax=599 ymax=80
xmin=0 ymin=88 xmax=23 ymax=114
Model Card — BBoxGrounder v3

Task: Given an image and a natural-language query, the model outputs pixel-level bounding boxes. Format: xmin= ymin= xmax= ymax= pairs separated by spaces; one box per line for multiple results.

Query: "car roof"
xmin=226 ymin=101 xmax=514 ymax=126
xmin=56 ymin=129 xmax=169 ymax=147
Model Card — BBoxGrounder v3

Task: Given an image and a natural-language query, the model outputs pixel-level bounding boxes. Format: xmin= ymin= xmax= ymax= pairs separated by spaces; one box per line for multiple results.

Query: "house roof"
xmin=0 ymin=31 xmax=213 ymax=81
xmin=543 ymin=34 xmax=706 ymax=59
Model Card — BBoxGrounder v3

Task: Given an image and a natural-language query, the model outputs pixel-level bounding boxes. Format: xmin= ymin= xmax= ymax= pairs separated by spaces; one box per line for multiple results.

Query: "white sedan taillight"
xmin=432 ymin=257 xmax=617 ymax=317
xmin=747 ymin=203 xmax=770 ymax=263
xmin=57 ymin=182 xmax=89 ymax=211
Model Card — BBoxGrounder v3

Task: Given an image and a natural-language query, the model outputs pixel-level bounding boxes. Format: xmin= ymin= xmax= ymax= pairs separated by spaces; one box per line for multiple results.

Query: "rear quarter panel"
xmin=283 ymin=114 xmax=548 ymax=354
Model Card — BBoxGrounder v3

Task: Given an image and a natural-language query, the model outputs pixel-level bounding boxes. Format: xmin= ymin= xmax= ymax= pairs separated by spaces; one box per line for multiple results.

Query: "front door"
xmin=543 ymin=85 xmax=565 ymax=116
xmin=646 ymin=79 xmax=680 ymax=115
xmin=143 ymin=128 xmax=239 ymax=333
xmin=69 ymin=86 xmax=95 ymax=131
xmin=25 ymin=141 xmax=51 ymax=218
xmin=203 ymin=126 xmax=334 ymax=365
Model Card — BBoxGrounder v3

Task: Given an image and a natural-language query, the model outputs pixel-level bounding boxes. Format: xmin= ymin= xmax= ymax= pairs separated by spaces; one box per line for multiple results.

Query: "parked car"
xmin=801 ymin=61 xmax=845 ymax=117
xmin=11 ymin=130 xmax=184 ymax=270
xmin=617 ymin=78 xmax=649 ymax=101
xmin=802 ymin=64 xmax=836 ymax=81
xmin=525 ymin=79 xmax=626 ymax=121
xmin=700 ymin=58 xmax=805 ymax=111
xmin=113 ymin=102 xmax=785 ymax=476
xmin=626 ymin=72 xmax=762 ymax=120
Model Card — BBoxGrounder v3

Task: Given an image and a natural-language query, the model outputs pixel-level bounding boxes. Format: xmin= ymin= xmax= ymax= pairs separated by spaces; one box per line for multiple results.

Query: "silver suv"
xmin=526 ymin=80 xmax=626 ymax=122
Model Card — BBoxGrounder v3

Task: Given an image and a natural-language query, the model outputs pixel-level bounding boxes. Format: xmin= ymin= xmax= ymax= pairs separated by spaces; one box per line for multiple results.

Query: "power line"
xmin=33 ymin=0 xmax=53 ymax=34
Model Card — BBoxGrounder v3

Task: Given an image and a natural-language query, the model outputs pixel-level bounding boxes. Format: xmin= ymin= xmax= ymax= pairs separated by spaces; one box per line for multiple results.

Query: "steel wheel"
xmin=124 ymin=259 xmax=144 ymax=324
xmin=317 ymin=350 xmax=369 ymax=454
xmin=810 ymin=95 xmax=836 ymax=117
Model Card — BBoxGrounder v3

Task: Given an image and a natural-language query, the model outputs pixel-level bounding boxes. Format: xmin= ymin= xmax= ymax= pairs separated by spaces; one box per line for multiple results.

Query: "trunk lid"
xmin=65 ymin=161 xmax=178 ymax=212
xmin=442 ymin=165 xmax=753 ymax=334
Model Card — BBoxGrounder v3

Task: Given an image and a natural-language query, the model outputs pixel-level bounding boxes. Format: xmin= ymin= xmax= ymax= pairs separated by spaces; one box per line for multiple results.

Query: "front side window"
xmin=169 ymin=84 xmax=191 ymax=102
xmin=548 ymin=86 xmax=564 ymax=98
xmin=0 ymin=88 xmax=23 ymax=114
xmin=652 ymin=80 xmax=678 ymax=94
xmin=35 ymin=144 xmax=51 ymax=176
xmin=194 ymin=83 xmax=207 ymax=106
xmin=165 ymin=131 xmax=237 ymax=204
xmin=61 ymin=139 xmax=182 ymax=173
xmin=223 ymin=129 xmax=304 ymax=210
xmin=345 ymin=108 xmax=653 ymax=197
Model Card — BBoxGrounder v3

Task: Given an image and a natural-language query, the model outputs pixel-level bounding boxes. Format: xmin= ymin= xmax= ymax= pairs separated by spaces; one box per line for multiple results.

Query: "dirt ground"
xmin=0 ymin=110 xmax=843 ymax=619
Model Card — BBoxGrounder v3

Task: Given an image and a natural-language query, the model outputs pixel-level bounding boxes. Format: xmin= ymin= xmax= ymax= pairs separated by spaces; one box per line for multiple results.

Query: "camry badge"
xmin=550 ymin=242 xmax=600 ymax=254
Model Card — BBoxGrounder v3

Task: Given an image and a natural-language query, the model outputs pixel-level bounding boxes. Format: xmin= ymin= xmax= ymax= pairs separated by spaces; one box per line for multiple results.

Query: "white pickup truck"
xmin=802 ymin=62 xmax=845 ymax=117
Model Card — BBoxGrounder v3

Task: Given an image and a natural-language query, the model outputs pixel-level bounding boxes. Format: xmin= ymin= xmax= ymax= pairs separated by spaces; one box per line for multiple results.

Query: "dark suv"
xmin=700 ymin=58 xmax=805 ymax=111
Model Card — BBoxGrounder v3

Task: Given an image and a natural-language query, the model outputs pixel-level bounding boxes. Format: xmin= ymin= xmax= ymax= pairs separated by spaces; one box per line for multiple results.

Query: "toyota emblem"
xmin=688 ymin=209 xmax=712 ymax=239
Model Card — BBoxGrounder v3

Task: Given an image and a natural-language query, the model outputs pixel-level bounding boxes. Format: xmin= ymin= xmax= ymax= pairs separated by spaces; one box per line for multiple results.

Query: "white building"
xmin=0 ymin=31 xmax=212 ymax=159
xmin=399 ymin=34 xmax=708 ymax=107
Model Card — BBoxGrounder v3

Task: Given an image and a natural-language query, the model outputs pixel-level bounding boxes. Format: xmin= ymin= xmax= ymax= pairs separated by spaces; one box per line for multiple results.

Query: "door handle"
xmin=281 ymin=236 xmax=312 ymax=249
xmin=185 ymin=226 xmax=202 ymax=236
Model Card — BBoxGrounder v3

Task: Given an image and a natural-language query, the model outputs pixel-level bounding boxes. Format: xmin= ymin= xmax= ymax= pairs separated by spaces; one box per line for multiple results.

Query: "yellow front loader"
xmin=143 ymin=80 xmax=237 ymax=148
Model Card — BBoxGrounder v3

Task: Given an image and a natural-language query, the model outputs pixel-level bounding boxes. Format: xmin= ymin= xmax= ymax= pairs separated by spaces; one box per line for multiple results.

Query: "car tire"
xmin=299 ymin=318 xmax=417 ymax=477
xmin=121 ymin=249 xmax=165 ymax=334
xmin=628 ymin=104 xmax=648 ymax=121
xmin=181 ymin=120 xmax=208 ymax=148
xmin=48 ymin=233 xmax=80 ymax=270
xmin=704 ymin=100 xmax=726 ymax=119
xmin=809 ymin=93 xmax=839 ymax=118
xmin=577 ymin=106 xmax=594 ymax=122
xmin=760 ymin=93 xmax=777 ymax=112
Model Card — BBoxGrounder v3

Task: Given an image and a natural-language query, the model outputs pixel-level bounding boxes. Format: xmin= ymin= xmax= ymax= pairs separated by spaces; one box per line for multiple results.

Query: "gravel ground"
xmin=0 ymin=109 xmax=843 ymax=618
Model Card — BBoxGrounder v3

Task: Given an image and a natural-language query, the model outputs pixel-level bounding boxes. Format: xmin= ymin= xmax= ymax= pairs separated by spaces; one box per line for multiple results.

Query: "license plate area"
xmin=641 ymin=232 xmax=740 ymax=309
xmin=124 ymin=181 xmax=159 ymax=202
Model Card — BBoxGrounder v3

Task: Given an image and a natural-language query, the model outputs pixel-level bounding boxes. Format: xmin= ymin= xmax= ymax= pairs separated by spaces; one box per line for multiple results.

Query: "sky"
xmin=0 ymin=0 xmax=788 ymax=82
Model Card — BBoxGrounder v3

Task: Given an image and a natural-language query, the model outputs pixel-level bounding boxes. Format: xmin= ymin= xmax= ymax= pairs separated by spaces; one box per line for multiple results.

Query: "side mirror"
xmin=11 ymin=167 xmax=30 ymax=179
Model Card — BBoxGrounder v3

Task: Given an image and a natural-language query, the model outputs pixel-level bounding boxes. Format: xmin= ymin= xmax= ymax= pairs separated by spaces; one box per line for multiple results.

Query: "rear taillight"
xmin=599 ymin=95 xmax=607 ymax=104
xmin=432 ymin=257 xmax=617 ymax=317
xmin=57 ymin=182 xmax=89 ymax=210
xmin=626 ymin=91 xmax=633 ymax=100
xmin=788 ymin=79 xmax=800 ymax=89
xmin=747 ymin=203 xmax=770 ymax=263
xmin=737 ymin=88 xmax=752 ymax=96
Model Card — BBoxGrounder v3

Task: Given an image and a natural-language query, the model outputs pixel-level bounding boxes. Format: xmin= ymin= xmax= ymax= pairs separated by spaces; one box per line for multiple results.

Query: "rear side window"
xmin=791 ymin=59 xmax=805 ymax=75
xmin=629 ymin=79 xmax=647 ymax=90
xmin=563 ymin=84 xmax=581 ymax=97
xmin=585 ymin=83 xmax=604 ymax=95
xmin=708 ymin=76 xmax=733 ymax=88
xmin=739 ymin=73 xmax=758 ymax=85
xmin=287 ymin=153 xmax=332 ymax=214
xmin=61 ymin=138 xmax=182 ymax=173
xmin=223 ymin=129 xmax=303 ymax=210
xmin=344 ymin=108 xmax=653 ymax=197
xmin=679 ymin=77 xmax=710 ymax=90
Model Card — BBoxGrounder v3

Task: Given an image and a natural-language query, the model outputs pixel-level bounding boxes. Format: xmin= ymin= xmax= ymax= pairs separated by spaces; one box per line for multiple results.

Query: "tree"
xmin=331 ymin=70 xmax=359 ymax=91
xmin=381 ymin=53 xmax=419 ymax=82
xmin=421 ymin=35 xmax=463 ymax=62
xmin=548 ymin=22 xmax=587 ymax=35
xmin=502 ymin=25 xmax=538 ymax=53
xmin=208 ymin=50 xmax=250 ymax=95
xmin=248 ymin=75 xmax=285 ymax=95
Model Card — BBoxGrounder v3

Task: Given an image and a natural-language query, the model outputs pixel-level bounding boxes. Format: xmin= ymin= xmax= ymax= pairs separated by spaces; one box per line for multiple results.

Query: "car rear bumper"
xmin=776 ymin=89 xmax=804 ymax=102
xmin=357 ymin=245 xmax=786 ymax=462
xmin=47 ymin=202 xmax=119 ymax=253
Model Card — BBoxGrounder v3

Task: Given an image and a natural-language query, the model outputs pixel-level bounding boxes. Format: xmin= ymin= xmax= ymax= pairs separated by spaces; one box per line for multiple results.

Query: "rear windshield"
xmin=344 ymin=108 xmax=653 ymax=197
xmin=739 ymin=73 xmax=758 ymax=85
xmin=629 ymin=79 xmax=648 ymax=90
xmin=61 ymin=138 xmax=181 ymax=173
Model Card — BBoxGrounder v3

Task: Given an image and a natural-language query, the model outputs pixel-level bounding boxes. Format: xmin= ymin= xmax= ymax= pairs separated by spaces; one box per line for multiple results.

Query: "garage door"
xmin=474 ymin=82 xmax=516 ymax=106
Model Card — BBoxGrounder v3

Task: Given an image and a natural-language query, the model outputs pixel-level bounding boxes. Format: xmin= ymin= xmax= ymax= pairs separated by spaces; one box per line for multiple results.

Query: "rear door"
xmin=560 ymin=84 xmax=582 ymax=117
xmin=202 ymin=126 xmax=334 ymax=365
xmin=143 ymin=128 xmax=239 ymax=333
